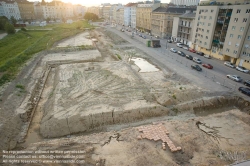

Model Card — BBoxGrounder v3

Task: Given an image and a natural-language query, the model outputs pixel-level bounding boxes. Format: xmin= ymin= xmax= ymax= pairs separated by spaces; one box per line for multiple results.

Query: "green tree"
xmin=83 ymin=12 xmax=98 ymax=21
xmin=0 ymin=16 xmax=8 ymax=31
xmin=10 ymin=16 xmax=17 ymax=25
xmin=4 ymin=23 xmax=15 ymax=34
xmin=46 ymin=17 xmax=51 ymax=22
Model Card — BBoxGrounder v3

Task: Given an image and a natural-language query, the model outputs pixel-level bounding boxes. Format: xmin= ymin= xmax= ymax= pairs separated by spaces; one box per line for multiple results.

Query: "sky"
xmin=29 ymin=0 xmax=170 ymax=7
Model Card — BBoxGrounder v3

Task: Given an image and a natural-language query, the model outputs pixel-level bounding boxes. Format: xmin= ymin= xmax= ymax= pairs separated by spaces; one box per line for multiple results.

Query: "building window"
xmin=204 ymin=16 xmax=206 ymax=19
xmin=207 ymin=30 xmax=209 ymax=33
xmin=243 ymin=18 xmax=247 ymax=22
xmin=243 ymin=51 xmax=246 ymax=55
xmin=209 ymin=16 xmax=212 ymax=20
xmin=205 ymin=42 xmax=207 ymax=45
xmin=235 ymin=43 xmax=239 ymax=47
xmin=236 ymin=9 xmax=241 ymax=13
xmin=226 ymin=49 xmax=229 ymax=52
xmin=246 ymin=9 xmax=250 ymax=13
xmin=200 ymin=41 xmax=202 ymax=44
xmin=248 ymin=36 xmax=250 ymax=40
xmin=232 ymin=26 xmax=236 ymax=30
xmin=240 ymin=27 xmax=244 ymax=31
xmin=206 ymin=36 xmax=208 ymax=39
xmin=230 ymin=34 xmax=233 ymax=38
xmin=211 ymin=9 xmax=214 ymax=12
xmin=228 ymin=41 xmax=231 ymax=45
xmin=208 ymin=23 xmax=211 ymax=26
xmin=234 ymin=50 xmax=238 ymax=54
xmin=238 ymin=35 xmax=242 ymax=39
xmin=234 ymin=18 xmax=238 ymax=22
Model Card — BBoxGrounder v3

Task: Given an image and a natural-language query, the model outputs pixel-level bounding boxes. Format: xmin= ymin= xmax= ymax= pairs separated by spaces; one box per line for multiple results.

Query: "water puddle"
xmin=131 ymin=58 xmax=159 ymax=72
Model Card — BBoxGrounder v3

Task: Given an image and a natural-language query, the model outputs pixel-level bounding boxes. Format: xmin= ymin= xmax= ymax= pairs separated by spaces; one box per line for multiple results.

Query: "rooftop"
xmin=153 ymin=7 xmax=196 ymax=13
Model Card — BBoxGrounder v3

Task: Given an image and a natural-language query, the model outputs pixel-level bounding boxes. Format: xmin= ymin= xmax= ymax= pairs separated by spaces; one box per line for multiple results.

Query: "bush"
xmin=21 ymin=27 xmax=27 ymax=31
xmin=5 ymin=23 xmax=15 ymax=34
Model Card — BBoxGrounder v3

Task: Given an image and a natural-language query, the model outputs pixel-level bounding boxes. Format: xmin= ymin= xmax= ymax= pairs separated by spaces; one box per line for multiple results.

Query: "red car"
xmin=202 ymin=63 xmax=213 ymax=69
xmin=189 ymin=48 xmax=196 ymax=53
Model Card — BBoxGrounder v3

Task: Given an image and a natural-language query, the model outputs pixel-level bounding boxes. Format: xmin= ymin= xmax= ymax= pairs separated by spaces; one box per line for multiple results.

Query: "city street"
xmin=100 ymin=23 xmax=250 ymax=97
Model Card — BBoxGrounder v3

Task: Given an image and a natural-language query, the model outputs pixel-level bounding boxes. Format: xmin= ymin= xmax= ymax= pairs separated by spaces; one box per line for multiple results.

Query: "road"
xmin=99 ymin=23 xmax=250 ymax=97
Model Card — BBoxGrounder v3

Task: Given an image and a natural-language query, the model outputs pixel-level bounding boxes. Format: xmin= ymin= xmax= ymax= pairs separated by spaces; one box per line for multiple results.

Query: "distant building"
xmin=124 ymin=3 xmax=137 ymax=27
xmin=170 ymin=0 xmax=200 ymax=6
xmin=33 ymin=1 xmax=43 ymax=20
xmin=17 ymin=0 xmax=35 ymax=21
xmin=0 ymin=0 xmax=21 ymax=20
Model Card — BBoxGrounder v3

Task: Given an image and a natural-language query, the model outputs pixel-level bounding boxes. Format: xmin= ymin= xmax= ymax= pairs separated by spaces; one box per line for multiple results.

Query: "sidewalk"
xmin=0 ymin=33 xmax=7 ymax=40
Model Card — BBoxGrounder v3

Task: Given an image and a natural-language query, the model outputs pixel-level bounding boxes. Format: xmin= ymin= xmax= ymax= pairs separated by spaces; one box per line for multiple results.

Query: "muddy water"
xmin=131 ymin=58 xmax=159 ymax=72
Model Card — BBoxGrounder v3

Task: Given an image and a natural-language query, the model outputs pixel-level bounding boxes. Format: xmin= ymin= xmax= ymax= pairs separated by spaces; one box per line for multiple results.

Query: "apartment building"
xmin=111 ymin=4 xmax=123 ymax=24
xmin=124 ymin=3 xmax=137 ymax=27
xmin=200 ymin=0 xmax=250 ymax=5
xmin=172 ymin=12 xmax=196 ymax=46
xmin=17 ymin=0 xmax=35 ymax=20
xmin=33 ymin=2 xmax=43 ymax=20
xmin=171 ymin=0 xmax=200 ymax=6
xmin=116 ymin=7 xmax=124 ymax=25
xmin=101 ymin=5 xmax=111 ymax=21
xmin=87 ymin=6 xmax=101 ymax=18
xmin=131 ymin=4 xmax=137 ymax=28
xmin=151 ymin=7 xmax=196 ymax=38
xmin=192 ymin=4 xmax=250 ymax=69
xmin=136 ymin=3 xmax=160 ymax=33
xmin=0 ymin=0 xmax=21 ymax=20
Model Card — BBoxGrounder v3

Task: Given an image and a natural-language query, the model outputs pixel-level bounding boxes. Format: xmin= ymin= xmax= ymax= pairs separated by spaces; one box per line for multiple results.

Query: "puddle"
xmin=131 ymin=58 xmax=159 ymax=72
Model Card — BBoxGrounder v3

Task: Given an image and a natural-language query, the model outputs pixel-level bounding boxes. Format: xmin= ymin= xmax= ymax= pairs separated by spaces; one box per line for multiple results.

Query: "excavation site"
xmin=0 ymin=27 xmax=250 ymax=166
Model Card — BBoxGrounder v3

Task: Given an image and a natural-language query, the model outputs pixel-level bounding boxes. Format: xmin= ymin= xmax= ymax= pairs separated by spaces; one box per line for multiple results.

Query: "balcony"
xmin=179 ymin=30 xmax=190 ymax=34
xmin=179 ymin=24 xmax=191 ymax=28
xmin=217 ymin=20 xmax=224 ymax=24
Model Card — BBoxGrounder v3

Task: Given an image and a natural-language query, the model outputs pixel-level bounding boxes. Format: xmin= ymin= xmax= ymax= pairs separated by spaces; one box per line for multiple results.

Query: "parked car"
xmin=226 ymin=75 xmax=242 ymax=82
xmin=189 ymin=48 xmax=196 ymax=53
xmin=177 ymin=51 xmax=185 ymax=57
xmin=176 ymin=43 xmax=183 ymax=48
xmin=120 ymin=29 xmax=125 ymax=32
xmin=191 ymin=64 xmax=202 ymax=71
xmin=244 ymin=80 xmax=250 ymax=87
xmin=193 ymin=57 xmax=202 ymax=64
xmin=167 ymin=40 xmax=172 ymax=43
xmin=238 ymin=87 xmax=250 ymax=96
xmin=138 ymin=34 xmax=142 ymax=37
xmin=142 ymin=35 xmax=146 ymax=39
xmin=155 ymin=35 xmax=160 ymax=39
xmin=196 ymin=51 xmax=204 ymax=56
xmin=224 ymin=61 xmax=235 ymax=68
xmin=170 ymin=48 xmax=177 ymax=53
xmin=202 ymin=63 xmax=213 ymax=69
xmin=236 ymin=66 xmax=249 ymax=73
xmin=204 ymin=54 xmax=211 ymax=59
xmin=186 ymin=54 xmax=193 ymax=60
xmin=183 ymin=46 xmax=189 ymax=50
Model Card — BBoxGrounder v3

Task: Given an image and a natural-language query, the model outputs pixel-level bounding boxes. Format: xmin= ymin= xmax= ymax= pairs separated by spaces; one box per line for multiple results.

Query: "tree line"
xmin=0 ymin=16 xmax=16 ymax=34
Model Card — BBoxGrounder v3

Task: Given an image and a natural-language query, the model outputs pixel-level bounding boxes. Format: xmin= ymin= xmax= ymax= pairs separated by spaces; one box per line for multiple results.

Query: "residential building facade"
xmin=191 ymin=4 xmax=250 ymax=69
xmin=151 ymin=7 xmax=196 ymax=38
xmin=0 ymin=1 xmax=21 ymax=20
xmin=33 ymin=2 xmax=43 ymax=20
xmin=136 ymin=3 xmax=160 ymax=33
xmin=131 ymin=4 xmax=137 ymax=28
xmin=172 ymin=12 xmax=196 ymax=46
xmin=124 ymin=3 xmax=137 ymax=27
xmin=17 ymin=0 xmax=35 ymax=20
xmin=170 ymin=0 xmax=200 ymax=6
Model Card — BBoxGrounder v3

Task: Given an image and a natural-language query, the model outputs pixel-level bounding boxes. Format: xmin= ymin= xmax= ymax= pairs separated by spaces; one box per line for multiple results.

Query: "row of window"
xmin=199 ymin=16 xmax=212 ymax=20
xmin=199 ymin=9 xmax=214 ymax=13
xmin=236 ymin=9 xmax=250 ymax=14
xmin=234 ymin=18 xmax=248 ymax=22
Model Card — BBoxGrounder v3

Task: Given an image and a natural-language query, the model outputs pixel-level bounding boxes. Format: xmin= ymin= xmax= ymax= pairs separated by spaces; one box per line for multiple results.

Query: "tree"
xmin=46 ymin=17 xmax=51 ymax=23
xmin=10 ymin=16 xmax=17 ymax=25
xmin=83 ymin=12 xmax=98 ymax=21
xmin=0 ymin=16 xmax=8 ymax=31
xmin=5 ymin=23 xmax=15 ymax=34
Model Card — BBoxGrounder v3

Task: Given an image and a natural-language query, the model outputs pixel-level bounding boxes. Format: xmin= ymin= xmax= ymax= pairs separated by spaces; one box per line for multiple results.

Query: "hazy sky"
xmin=29 ymin=0 xmax=171 ymax=7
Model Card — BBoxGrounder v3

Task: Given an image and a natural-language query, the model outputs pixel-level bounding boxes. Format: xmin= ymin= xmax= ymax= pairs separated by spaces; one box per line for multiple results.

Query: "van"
xmin=193 ymin=57 xmax=202 ymax=64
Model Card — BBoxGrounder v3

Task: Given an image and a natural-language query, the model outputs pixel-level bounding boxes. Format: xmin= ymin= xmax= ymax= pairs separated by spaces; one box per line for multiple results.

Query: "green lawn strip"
xmin=0 ymin=21 xmax=93 ymax=86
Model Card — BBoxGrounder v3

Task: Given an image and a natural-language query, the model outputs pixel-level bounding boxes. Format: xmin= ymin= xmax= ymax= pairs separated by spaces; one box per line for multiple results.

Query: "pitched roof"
xmin=125 ymin=3 xmax=137 ymax=7
xmin=179 ymin=12 xmax=196 ymax=18
xmin=153 ymin=7 xmax=196 ymax=13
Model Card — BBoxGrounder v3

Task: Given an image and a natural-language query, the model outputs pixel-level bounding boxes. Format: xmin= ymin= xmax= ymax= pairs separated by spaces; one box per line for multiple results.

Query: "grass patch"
xmin=0 ymin=21 xmax=93 ymax=86
xmin=116 ymin=54 xmax=122 ymax=60
xmin=16 ymin=84 xmax=25 ymax=90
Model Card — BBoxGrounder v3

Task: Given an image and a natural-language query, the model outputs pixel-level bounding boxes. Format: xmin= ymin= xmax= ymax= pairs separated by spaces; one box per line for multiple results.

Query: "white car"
xmin=170 ymin=48 xmax=177 ymax=53
xmin=236 ymin=66 xmax=249 ymax=73
xmin=204 ymin=54 xmax=211 ymax=59
xmin=193 ymin=57 xmax=202 ymax=64
xmin=224 ymin=61 xmax=235 ymax=68
xmin=176 ymin=43 xmax=183 ymax=48
xmin=183 ymin=46 xmax=188 ymax=50
xmin=227 ymin=75 xmax=242 ymax=82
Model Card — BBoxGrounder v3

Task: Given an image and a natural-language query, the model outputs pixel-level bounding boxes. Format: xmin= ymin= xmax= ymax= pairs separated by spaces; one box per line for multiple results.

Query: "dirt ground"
xmin=0 ymin=28 xmax=250 ymax=166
